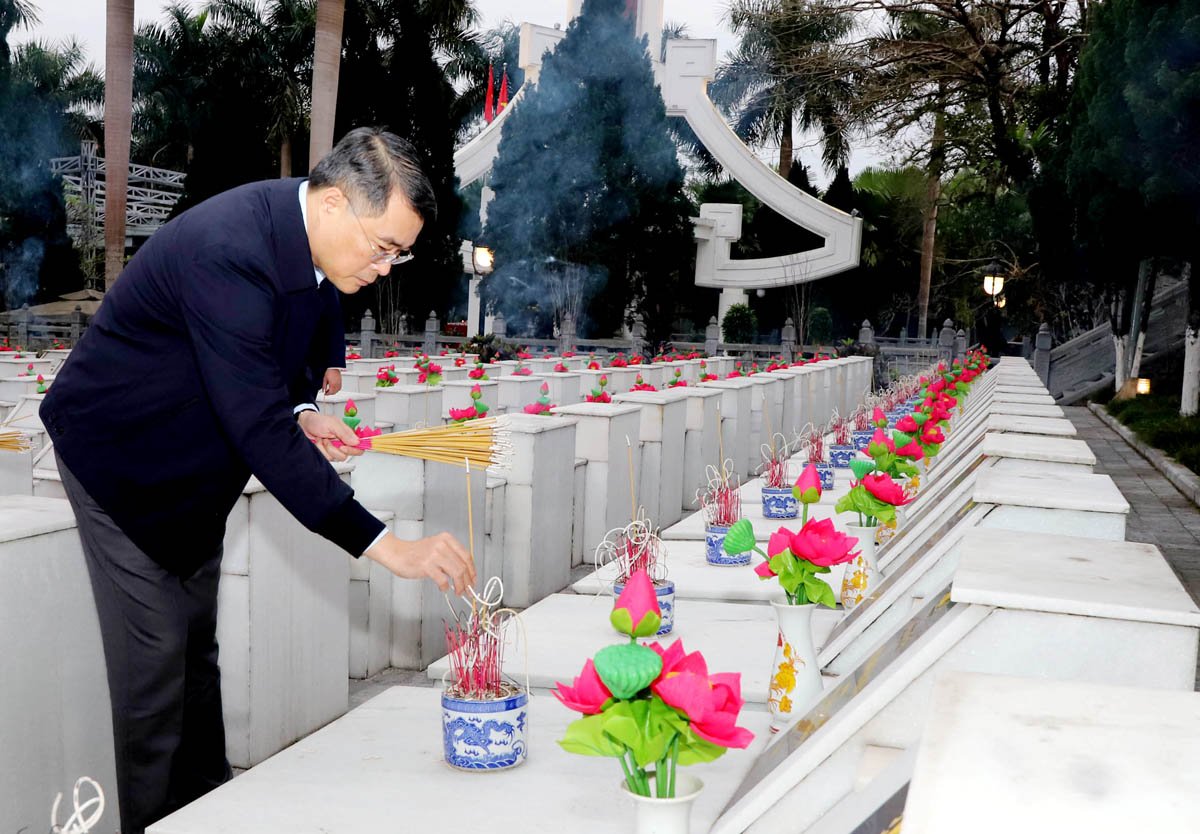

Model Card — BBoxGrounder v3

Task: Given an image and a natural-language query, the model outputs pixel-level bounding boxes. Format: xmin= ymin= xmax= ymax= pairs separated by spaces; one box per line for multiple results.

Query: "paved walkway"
xmin=1066 ymin=406 xmax=1200 ymax=689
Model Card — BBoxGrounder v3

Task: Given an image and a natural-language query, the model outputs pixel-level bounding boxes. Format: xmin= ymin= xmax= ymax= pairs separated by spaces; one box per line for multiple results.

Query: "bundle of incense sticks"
xmin=852 ymin=406 xmax=871 ymax=432
xmin=831 ymin=414 xmax=852 ymax=446
xmin=444 ymin=614 xmax=504 ymax=699
xmin=805 ymin=429 xmax=825 ymax=464
xmin=698 ymin=461 xmax=741 ymax=527
xmin=595 ymin=514 xmax=667 ymax=585
xmin=333 ymin=416 xmax=511 ymax=469
xmin=0 ymin=430 xmax=30 ymax=452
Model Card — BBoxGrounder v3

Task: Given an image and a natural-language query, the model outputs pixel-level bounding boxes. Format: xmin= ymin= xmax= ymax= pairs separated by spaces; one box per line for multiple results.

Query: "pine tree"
xmin=480 ymin=0 xmax=693 ymax=343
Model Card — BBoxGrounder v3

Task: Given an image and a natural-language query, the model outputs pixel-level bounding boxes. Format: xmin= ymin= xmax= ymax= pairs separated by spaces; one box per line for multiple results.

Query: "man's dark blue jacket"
xmin=42 ymin=178 xmax=385 ymax=577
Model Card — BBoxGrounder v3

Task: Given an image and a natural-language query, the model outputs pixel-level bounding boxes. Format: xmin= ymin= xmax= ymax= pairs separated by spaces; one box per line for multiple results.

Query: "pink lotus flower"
xmin=513 ymin=367 xmax=532 ymax=376
xmin=894 ymin=437 xmax=925 ymax=460
xmin=470 ymin=383 xmax=482 ymax=397
xmin=895 ymin=414 xmax=919 ymax=433
xmin=648 ymin=640 xmax=754 ymax=749
xmin=767 ymin=527 xmax=794 ymax=559
xmin=792 ymin=464 xmax=822 ymax=504
xmin=428 ymin=363 xmax=443 ymax=375
xmin=345 ymin=399 xmax=358 ymax=417
xmin=517 ymin=350 xmax=532 ymax=360
xmin=553 ymin=659 xmax=613 ymax=715
xmin=872 ymin=407 xmax=888 ymax=428
xmin=921 ymin=424 xmax=945 ymax=445
xmin=610 ymin=569 xmax=661 ymax=638
xmin=587 ymin=361 xmax=600 ymax=370
xmin=468 ymin=366 xmax=486 ymax=379
xmin=455 ymin=357 xmax=466 ymax=367
xmin=861 ymin=473 xmax=911 ymax=506
xmin=554 ymin=362 xmax=569 ymax=373
xmin=523 ymin=402 xmax=553 ymax=415
xmin=753 ymin=560 xmax=777 ymax=579
xmin=449 ymin=405 xmax=478 ymax=421
xmin=355 ymin=425 xmax=383 ymax=439
xmin=346 ymin=352 xmax=361 ymax=360
xmin=540 ymin=382 xmax=550 ymax=395
xmin=789 ymin=517 xmax=860 ymax=567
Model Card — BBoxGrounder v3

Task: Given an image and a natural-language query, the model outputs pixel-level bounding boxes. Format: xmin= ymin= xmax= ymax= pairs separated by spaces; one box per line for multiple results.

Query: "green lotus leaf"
xmin=593 ymin=642 xmax=663 ymax=700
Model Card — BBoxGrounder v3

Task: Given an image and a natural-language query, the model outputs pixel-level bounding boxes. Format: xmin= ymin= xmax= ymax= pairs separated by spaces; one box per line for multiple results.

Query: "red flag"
xmin=498 ymin=66 xmax=509 ymax=113
xmin=484 ymin=63 xmax=495 ymax=123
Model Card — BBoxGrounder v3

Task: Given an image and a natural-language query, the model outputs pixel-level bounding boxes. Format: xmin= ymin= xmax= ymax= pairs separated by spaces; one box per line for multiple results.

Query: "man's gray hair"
xmin=309 ymin=127 xmax=438 ymax=223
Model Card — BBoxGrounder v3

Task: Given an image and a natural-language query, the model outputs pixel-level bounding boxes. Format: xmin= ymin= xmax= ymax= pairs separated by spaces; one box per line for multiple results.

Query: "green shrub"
xmin=722 ymin=303 xmax=758 ymax=344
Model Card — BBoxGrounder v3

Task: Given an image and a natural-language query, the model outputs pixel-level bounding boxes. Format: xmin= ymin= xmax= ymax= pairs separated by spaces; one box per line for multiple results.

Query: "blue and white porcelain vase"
xmin=828 ymin=444 xmax=855 ymax=468
xmin=442 ymin=686 xmax=528 ymax=771
xmin=851 ymin=430 xmax=873 ymax=452
xmin=814 ymin=462 xmax=835 ymax=491
xmin=614 ymin=579 xmax=675 ymax=635
xmin=705 ymin=525 xmax=751 ymax=566
xmin=761 ymin=486 xmax=799 ymax=519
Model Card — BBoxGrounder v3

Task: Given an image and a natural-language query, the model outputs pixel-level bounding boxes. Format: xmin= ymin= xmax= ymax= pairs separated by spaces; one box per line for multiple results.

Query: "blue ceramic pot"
xmin=705 ymin=525 xmax=751 ymax=566
xmin=829 ymin=444 xmax=855 ymax=468
xmin=851 ymin=430 xmax=873 ymax=451
xmin=613 ymin=579 xmax=675 ymax=635
xmin=442 ymin=688 xmax=528 ymax=771
xmin=815 ymin=462 xmax=835 ymax=491
xmin=761 ymin=486 xmax=799 ymax=519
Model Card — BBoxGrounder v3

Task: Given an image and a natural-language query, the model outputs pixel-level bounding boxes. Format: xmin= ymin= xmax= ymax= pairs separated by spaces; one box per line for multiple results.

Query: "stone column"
xmin=1033 ymin=323 xmax=1052 ymax=386
xmin=359 ymin=309 xmax=376 ymax=358
xmin=549 ymin=403 xmax=643 ymax=564
xmin=423 ymin=311 xmax=439 ymax=356
xmin=466 ymin=277 xmax=482 ymax=338
xmin=704 ymin=316 xmax=720 ymax=356
xmin=497 ymin=414 xmax=577 ymax=607
xmin=612 ymin=391 xmax=688 ymax=528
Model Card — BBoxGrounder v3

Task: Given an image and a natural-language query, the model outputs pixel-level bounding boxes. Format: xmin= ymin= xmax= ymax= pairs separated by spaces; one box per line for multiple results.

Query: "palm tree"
xmin=133 ymin=4 xmax=212 ymax=169
xmin=208 ymin=0 xmax=315 ymax=177
xmin=104 ymin=0 xmax=135 ymax=289
xmin=308 ymin=0 xmax=343 ymax=169
xmin=0 ymin=0 xmax=38 ymax=74
xmin=713 ymin=0 xmax=855 ymax=179
xmin=12 ymin=39 xmax=104 ymax=140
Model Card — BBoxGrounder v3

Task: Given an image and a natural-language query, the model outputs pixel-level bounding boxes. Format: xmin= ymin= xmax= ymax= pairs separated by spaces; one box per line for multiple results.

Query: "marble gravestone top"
xmin=973 ymin=469 xmax=1129 ymax=514
xmin=426 ymin=593 xmax=840 ymax=704
xmin=983 ymin=414 xmax=1077 ymax=437
xmin=952 ymin=528 xmax=1200 ymax=627
xmin=0 ymin=494 xmax=76 ymax=542
xmin=901 ymin=672 xmax=1200 ymax=834
xmin=148 ymin=686 xmax=774 ymax=834
xmin=980 ymin=433 xmax=1097 ymax=466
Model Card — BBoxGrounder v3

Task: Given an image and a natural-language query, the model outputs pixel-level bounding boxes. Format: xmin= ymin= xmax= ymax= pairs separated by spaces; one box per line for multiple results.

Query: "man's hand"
xmin=297 ymin=409 xmax=364 ymax=462
xmin=323 ymin=368 xmax=343 ymax=396
xmin=365 ymin=532 xmax=476 ymax=595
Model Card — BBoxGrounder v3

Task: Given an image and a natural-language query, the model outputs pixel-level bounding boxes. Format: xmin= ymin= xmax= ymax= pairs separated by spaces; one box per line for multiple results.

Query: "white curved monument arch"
xmin=454 ymin=0 xmax=862 ymax=330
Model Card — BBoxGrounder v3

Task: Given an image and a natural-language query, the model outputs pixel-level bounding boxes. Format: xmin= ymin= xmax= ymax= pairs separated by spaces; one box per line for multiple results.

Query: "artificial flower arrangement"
xmin=384 ymin=341 xmax=401 ymax=358
xmin=587 ymin=354 xmax=601 ymax=371
xmin=468 ymin=362 xmax=489 ymax=380
xmin=698 ymin=360 xmax=718 ymax=382
xmin=454 ymin=356 xmax=467 ymax=367
xmin=523 ymin=382 xmax=555 ymax=415
xmin=562 ymin=351 xmax=577 ymax=358
xmin=629 ymin=354 xmax=645 ymax=366
xmin=667 ymin=368 xmax=687 ymax=388
xmin=586 ymin=375 xmax=612 ymax=404
xmin=345 ymin=346 xmax=362 ymax=360
xmin=554 ymin=569 xmax=754 ymax=798
xmin=630 ymin=374 xmax=656 ymax=392
xmin=517 ymin=349 xmax=532 ymax=360
xmin=35 ymin=374 xmax=48 ymax=394
xmin=511 ymin=360 xmax=533 ymax=376
xmin=722 ymin=466 xmax=859 ymax=725
xmin=376 ymin=364 xmax=400 ymax=388
xmin=17 ymin=362 xmax=34 ymax=377
xmin=610 ymin=353 xmax=629 ymax=368
xmin=449 ymin=384 xmax=491 ymax=423
xmin=722 ymin=465 xmax=860 ymax=607
xmin=415 ymin=356 xmax=442 ymax=385
xmin=834 ymin=462 xmax=913 ymax=530
xmin=764 ymin=355 xmax=787 ymax=372
xmin=339 ymin=399 xmax=382 ymax=442
xmin=554 ymin=361 xmax=569 ymax=373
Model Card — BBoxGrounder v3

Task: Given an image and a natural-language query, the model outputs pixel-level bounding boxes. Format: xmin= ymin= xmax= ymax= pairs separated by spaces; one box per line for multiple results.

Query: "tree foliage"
xmin=480 ymin=0 xmax=694 ymax=343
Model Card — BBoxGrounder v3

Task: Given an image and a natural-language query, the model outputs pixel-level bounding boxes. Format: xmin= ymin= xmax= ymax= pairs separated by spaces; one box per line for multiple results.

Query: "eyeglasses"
xmin=348 ymin=203 xmax=415 ymax=266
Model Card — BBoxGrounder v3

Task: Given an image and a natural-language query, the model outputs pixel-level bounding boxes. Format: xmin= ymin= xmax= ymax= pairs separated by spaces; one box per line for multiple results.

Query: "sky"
xmin=15 ymin=0 xmax=885 ymax=184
